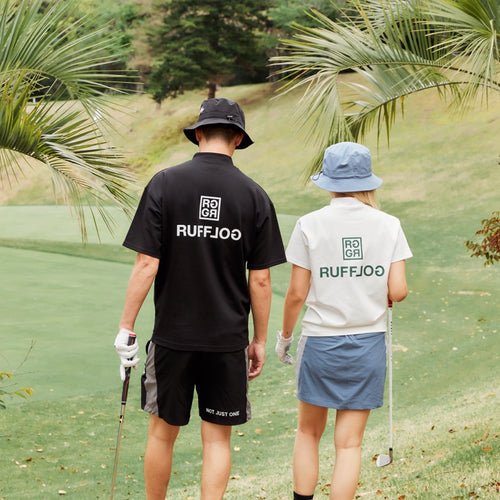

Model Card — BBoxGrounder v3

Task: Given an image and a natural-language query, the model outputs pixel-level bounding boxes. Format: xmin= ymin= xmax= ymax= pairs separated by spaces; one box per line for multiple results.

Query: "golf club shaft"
xmin=376 ymin=300 xmax=394 ymax=467
xmin=388 ymin=300 xmax=393 ymax=456
xmin=110 ymin=334 xmax=136 ymax=500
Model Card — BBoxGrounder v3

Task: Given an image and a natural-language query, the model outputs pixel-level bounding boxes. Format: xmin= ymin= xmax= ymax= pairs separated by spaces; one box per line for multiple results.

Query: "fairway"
xmin=1 ymin=83 xmax=498 ymax=499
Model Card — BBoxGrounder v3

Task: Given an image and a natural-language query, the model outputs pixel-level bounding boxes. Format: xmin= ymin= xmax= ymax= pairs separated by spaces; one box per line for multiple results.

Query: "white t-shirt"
xmin=286 ymin=197 xmax=412 ymax=336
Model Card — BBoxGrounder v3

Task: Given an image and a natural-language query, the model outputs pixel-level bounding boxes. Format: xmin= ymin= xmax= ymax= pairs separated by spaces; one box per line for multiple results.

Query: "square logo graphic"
xmin=343 ymin=237 xmax=363 ymax=260
xmin=199 ymin=196 xmax=221 ymax=221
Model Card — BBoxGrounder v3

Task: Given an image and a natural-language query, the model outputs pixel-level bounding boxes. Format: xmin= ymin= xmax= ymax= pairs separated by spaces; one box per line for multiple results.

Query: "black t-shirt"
xmin=124 ymin=152 xmax=286 ymax=352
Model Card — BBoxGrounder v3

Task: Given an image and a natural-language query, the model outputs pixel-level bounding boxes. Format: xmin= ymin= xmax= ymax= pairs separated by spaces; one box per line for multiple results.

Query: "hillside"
xmin=2 ymin=79 xmax=499 ymax=218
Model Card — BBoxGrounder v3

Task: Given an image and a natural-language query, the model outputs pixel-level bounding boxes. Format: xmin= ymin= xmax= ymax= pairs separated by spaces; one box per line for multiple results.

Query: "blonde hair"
xmin=332 ymin=191 xmax=379 ymax=209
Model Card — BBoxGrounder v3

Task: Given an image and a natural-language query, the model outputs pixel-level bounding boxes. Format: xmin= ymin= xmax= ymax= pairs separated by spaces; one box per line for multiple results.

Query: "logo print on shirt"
xmin=343 ymin=237 xmax=363 ymax=260
xmin=199 ymin=196 xmax=221 ymax=221
xmin=176 ymin=195 xmax=240 ymax=240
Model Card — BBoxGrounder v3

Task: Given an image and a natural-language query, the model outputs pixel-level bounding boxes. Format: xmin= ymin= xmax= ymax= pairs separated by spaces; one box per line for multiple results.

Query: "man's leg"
xmin=144 ymin=414 xmax=180 ymax=500
xmin=330 ymin=409 xmax=370 ymax=500
xmin=293 ymin=401 xmax=329 ymax=497
xmin=200 ymin=420 xmax=232 ymax=500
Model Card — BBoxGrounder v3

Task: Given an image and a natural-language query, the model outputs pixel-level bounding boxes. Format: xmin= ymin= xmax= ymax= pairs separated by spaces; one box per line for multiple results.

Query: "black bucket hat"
xmin=184 ymin=97 xmax=254 ymax=149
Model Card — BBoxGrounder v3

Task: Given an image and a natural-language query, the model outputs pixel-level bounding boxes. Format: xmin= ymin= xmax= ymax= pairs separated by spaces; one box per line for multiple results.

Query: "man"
xmin=114 ymin=97 xmax=286 ymax=500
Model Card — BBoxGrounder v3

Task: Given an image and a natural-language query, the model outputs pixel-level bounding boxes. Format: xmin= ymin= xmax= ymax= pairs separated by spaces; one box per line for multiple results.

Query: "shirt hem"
xmin=123 ymin=241 xmax=161 ymax=259
xmin=301 ymin=324 xmax=387 ymax=336
xmin=152 ymin=336 xmax=249 ymax=353
xmin=248 ymin=257 xmax=287 ymax=270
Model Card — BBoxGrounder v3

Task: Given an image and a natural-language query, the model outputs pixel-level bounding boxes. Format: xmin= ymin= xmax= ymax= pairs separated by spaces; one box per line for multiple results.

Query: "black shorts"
xmin=141 ymin=342 xmax=250 ymax=426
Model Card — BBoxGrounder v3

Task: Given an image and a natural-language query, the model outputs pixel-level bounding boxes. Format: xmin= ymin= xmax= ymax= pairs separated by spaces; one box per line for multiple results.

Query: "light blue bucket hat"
xmin=311 ymin=142 xmax=383 ymax=192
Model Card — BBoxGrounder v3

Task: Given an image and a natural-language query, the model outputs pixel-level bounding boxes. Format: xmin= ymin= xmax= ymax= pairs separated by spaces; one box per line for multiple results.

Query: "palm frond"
xmin=425 ymin=0 xmax=500 ymax=103
xmin=0 ymin=0 xmax=137 ymax=239
xmin=272 ymin=0 xmax=499 ymax=176
xmin=0 ymin=0 xmax=128 ymax=99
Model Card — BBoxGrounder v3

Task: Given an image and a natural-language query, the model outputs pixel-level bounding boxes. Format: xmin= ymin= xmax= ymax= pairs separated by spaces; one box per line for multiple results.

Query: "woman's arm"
xmin=388 ymin=260 xmax=408 ymax=303
xmin=282 ymin=264 xmax=311 ymax=338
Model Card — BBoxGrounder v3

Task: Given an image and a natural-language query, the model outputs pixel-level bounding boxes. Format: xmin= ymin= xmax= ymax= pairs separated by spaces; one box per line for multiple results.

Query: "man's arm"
xmin=114 ymin=252 xmax=159 ymax=380
xmin=247 ymin=268 xmax=272 ymax=380
xmin=119 ymin=253 xmax=160 ymax=331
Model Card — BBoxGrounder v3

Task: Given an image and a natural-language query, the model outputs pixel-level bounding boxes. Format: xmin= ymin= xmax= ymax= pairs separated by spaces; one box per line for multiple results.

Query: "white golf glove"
xmin=114 ymin=328 xmax=140 ymax=381
xmin=275 ymin=331 xmax=294 ymax=365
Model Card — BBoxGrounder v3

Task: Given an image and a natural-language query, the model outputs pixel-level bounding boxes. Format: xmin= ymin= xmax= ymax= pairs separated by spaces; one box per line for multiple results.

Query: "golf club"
xmin=377 ymin=299 xmax=393 ymax=467
xmin=110 ymin=333 xmax=137 ymax=500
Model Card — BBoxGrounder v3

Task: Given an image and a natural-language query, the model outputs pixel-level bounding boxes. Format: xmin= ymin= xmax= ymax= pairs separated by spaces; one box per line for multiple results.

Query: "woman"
xmin=276 ymin=142 xmax=412 ymax=500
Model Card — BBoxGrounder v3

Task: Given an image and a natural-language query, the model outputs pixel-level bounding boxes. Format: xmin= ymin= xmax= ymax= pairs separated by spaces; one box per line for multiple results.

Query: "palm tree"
xmin=0 ymin=0 xmax=136 ymax=239
xmin=272 ymin=0 xmax=499 ymax=174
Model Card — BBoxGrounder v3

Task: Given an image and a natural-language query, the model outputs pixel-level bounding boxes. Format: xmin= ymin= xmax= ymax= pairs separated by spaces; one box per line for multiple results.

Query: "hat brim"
xmin=184 ymin=119 xmax=254 ymax=149
xmin=311 ymin=172 xmax=383 ymax=192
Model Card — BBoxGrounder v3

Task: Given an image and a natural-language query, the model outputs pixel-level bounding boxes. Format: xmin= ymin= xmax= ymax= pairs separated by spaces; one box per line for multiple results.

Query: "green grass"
xmin=0 ymin=82 xmax=499 ymax=499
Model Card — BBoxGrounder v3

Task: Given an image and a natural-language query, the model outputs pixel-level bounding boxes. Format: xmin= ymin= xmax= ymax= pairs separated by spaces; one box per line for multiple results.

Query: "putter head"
xmin=376 ymin=449 xmax=393 ymax=467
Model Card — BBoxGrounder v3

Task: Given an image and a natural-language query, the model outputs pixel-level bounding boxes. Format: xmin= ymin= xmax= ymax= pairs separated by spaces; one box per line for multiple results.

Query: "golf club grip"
xmin=121 ymin=334 xmax=136 ymax=402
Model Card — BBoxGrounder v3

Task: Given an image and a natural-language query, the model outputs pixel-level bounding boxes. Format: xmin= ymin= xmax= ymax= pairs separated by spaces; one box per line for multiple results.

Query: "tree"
xmin=147 ymin=0 xmax=271 ymax=102
xmin=266 ymin=0 xmax=344 ymax=82
xmin=0 ymin=371 xmax=33 ymax=409
xmin=0 ymin=0 xmax=137 ymax=239
xmin=272 ymin=0 xmax=499 ymax=173
xmin=465 ymin=211 xmax=500 ymax=265
xmin=0 ymin=343 xmax=34 ymax=409
xmin=269 ymin=0 xmax=342 ymax=34
xmin=71 ymin=0 xmax=139 ymax=90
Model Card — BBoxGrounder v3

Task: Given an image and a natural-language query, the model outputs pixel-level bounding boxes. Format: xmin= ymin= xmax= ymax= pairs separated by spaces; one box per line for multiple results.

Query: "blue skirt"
xmin=295 ymin=332 xmax=386 ymax=410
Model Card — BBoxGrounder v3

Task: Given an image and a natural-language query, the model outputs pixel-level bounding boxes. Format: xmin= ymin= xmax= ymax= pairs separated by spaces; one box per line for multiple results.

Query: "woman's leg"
xmin=293 ymin=401 xmax=329 ymax=496
xmin=330 ymin=409 xmax=370 ymax=500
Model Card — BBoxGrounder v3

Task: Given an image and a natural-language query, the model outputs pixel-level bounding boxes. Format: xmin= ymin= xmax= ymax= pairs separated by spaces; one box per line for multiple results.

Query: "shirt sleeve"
xmin=247 ymin=199 xmax=287 ymax=270
xmin=392 ymin=224 xmax=413 ymax=263
xmin=123 ymin=178 xmax=163 ymax=258
xmin=285 ymin=219 xmax=311 ymax=270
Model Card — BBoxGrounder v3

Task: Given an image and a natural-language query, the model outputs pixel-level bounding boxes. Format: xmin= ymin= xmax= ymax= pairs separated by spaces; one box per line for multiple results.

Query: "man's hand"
xmin=114 ymin=328 xmax=139 ymax=381
xmin=248 ymin=339 xmax=266 ymax=380
xmin=275 ymin=331 xmax=293 ymax=365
